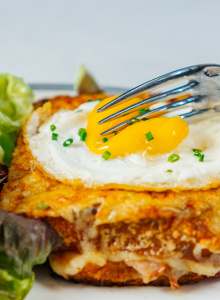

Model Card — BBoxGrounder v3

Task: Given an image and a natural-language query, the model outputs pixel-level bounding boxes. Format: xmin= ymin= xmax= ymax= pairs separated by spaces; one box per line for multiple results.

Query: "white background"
xmin=1 ymin=0 xmax=220 ymax=89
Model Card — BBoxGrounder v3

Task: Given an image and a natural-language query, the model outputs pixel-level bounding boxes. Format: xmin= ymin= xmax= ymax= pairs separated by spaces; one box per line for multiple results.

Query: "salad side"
xmin=0 ymin=74 xmax=33 ymax=167
xmin=0 ymin=74 xmax=62 ymax=299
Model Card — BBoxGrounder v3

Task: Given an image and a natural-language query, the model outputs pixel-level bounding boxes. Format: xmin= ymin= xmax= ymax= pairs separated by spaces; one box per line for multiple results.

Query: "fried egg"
xmin=24 ymin=99 xmax=220 ymax=190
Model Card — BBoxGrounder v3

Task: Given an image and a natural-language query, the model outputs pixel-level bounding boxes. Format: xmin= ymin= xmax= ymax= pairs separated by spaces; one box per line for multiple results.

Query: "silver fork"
xmin=97 ymin=64 xmax=220 ymax=136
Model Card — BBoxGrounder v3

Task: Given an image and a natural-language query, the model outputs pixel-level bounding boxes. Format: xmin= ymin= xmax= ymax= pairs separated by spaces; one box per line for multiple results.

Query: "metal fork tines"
xmin=97 ymin=64 xmax=220 ymax=136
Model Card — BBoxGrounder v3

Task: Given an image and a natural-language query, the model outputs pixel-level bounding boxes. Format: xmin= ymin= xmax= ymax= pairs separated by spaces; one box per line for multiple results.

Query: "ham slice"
xmin=126 ymin=260 xmax=168 ymax=284
xmin=126 ymin=260 xmax=186 ymax=289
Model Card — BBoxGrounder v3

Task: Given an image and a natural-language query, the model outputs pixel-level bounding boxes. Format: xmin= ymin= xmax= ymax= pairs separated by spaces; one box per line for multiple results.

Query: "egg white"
xmin=26 ymin=101 xmax=220 ymax=190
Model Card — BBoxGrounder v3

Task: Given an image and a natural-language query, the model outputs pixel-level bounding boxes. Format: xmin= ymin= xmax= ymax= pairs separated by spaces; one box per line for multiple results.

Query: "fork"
xmin=97 ymin=64 xmax=220 ymax=136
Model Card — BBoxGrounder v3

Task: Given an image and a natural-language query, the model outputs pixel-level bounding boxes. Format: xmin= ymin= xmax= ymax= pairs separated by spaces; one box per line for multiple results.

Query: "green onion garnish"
xmin=193 ymin=149 xmax=201 ymax=153
xmin=81 ymin=132 xmax=87 ymax=141
xmin=78 ymin=128 xmax=84 ymax=136
xmin=142 ymin=117 xmax=148 ymax=121
xmin=139 ymin=108 xmax=150 ymax=115
xmin=194 ymin=152 xmax=201 ymax=157
xmin=36 ymin=202 xmax=48 ymax=210
xmin=98 ymin=98 xmax=103 ymax=102
xmin=76 ymin=109 xmax=83 ymax=113
xmin=52 ymin=133 xmax=58 ymax=140
xmin=167 ymin=170 xmax=172 ymax=173
xmin=63 ymin=138 xmax=73 ymax=147
xmin=138 ymin=108 xmax=146 ymax=115
xmin=145 ymin=131 xmax=154 ymax=142
xmin=50 ymin=125 xmax=56 ymax=131
xmin=130 ymin=118 xmax=140 ymax=125
xmin=199 ymin=154 xmax=204 ymax=162
xmin=193 ymin=149 xmax=204 ymax=161
xmin=103 ymin=137 xmax=108 ymax=143
xmin=168 ymin=154 xmax=180 ymax=163
xmin=87 ymin=99 xmax=93 ymax=102
xmin=78 ymin=128 xmax=87 ymax=141
xmin=102 ymin=151 xmax=111 ymax=160
xmin=113 ymin=131 xmax=118 ymax=135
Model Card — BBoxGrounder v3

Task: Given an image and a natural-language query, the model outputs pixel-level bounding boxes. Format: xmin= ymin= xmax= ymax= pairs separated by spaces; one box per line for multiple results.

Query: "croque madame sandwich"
xmin=1 ymin=91 xmax=220 ymax=289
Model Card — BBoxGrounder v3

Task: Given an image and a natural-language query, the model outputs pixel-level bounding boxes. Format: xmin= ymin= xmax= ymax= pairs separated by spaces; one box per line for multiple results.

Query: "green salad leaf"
xmin=0 ymin=209 xmax=62 ymax=299
xmin=74 ymin=64 xmax=103 ymax=95
xmin=0 ymin=74 xmax=34 ymax=167
xmin=0 ymin=269 xmax=34 ymax=300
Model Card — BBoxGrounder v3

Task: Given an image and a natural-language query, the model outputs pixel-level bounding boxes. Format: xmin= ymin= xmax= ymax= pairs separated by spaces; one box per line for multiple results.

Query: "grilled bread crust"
xmin=51 ymin=263 xmax=207 ymax=287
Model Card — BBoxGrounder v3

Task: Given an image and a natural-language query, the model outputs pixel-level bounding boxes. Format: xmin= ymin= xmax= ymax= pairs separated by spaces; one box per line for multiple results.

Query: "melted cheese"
xmin=49 ymin=250 xmax=220 ymax=282
xmin=49 ymin=251 xmax=107 ymax=279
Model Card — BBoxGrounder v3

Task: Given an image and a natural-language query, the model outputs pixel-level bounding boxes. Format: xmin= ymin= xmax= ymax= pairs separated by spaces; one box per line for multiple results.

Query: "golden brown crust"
xmin=68 ymin=274 xmax=205 ymax=287
xmin=49 ymin=94 xmax=108 ymax=115
xmin=45 ymin=217 xmax=80 ymax=253
xmin=51 ymin=261 xmax=206 ymax=287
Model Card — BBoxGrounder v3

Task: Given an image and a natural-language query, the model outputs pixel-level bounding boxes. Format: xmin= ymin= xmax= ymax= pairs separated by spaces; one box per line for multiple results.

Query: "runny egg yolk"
xmin=85 ymin=96 xmax=189 ymax=158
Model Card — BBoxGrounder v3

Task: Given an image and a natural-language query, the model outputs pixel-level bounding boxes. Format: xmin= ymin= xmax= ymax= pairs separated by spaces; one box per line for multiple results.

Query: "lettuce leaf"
xmin=0 ymin=210 xmax=62 ymax=299
xmin=0 ymin=74 xmax=34 ymax=167
xmin=74 ymin=64 xmax=103 ymax=95
xmin=0 ymin=269 xmax=34 ymax=300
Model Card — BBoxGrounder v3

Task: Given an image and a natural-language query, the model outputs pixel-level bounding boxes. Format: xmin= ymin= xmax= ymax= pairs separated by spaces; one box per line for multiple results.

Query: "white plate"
xmin=26 ymin=85 xmax=220 ymax=300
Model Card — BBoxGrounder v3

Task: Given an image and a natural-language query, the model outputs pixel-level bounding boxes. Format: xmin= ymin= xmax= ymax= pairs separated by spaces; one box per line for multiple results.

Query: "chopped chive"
xmin=63 ymin=138 xmax=73 ymax=147
xmin=130 ymin=118 xmax=140 ymax=125
xmin=193 ymin=148 xmax=204 ymax=161
xmin=81 ymin=131 xmax=87 ymax=141
xmin=36 ymin=202 xmax=48 ymax=210
xmin=102 ymin=151 xmax=111 ymax=160
xmin=138 ymin=108 xmax=146 ymax=115
xmin=145 ymin=131 xmax=154 ymax=142
xmin=142 ymin=117 xmax=148 ymax=121
xmin=50 ymin=124 xmax=56 ymax=131
xmin=87 ymin=99 xmax=93 ymax=102
xmin=139 ymin=108 xmax=150 ymax=114
xmin=194 ymin=152 xmax=201 ymax=157
xmin=168 ymin=154 xmax=180 ymax=163
xmin=78 ymin=128 xmax=87 ymax=142
xmin=78 ymin=128 xmax=86 ymax=137
xmin=76 ymin=109 xmax=83 ymax=113
xmin=103 ymin=137 xmax=108 ymax=143
xmin=98 ymin=98 xmax=103 ymax=102
xmin=52 ymin=133 xmax=58 ymax=140
xmin=199 ymin=154 xmax=204 ymax=162
xmin=113 ymin=131 xmax=118 ymax=135
xmin=167 ymin=170 xmax=172 ymax=173
xmin=193 ymin=149 xmax=201 ymax=153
